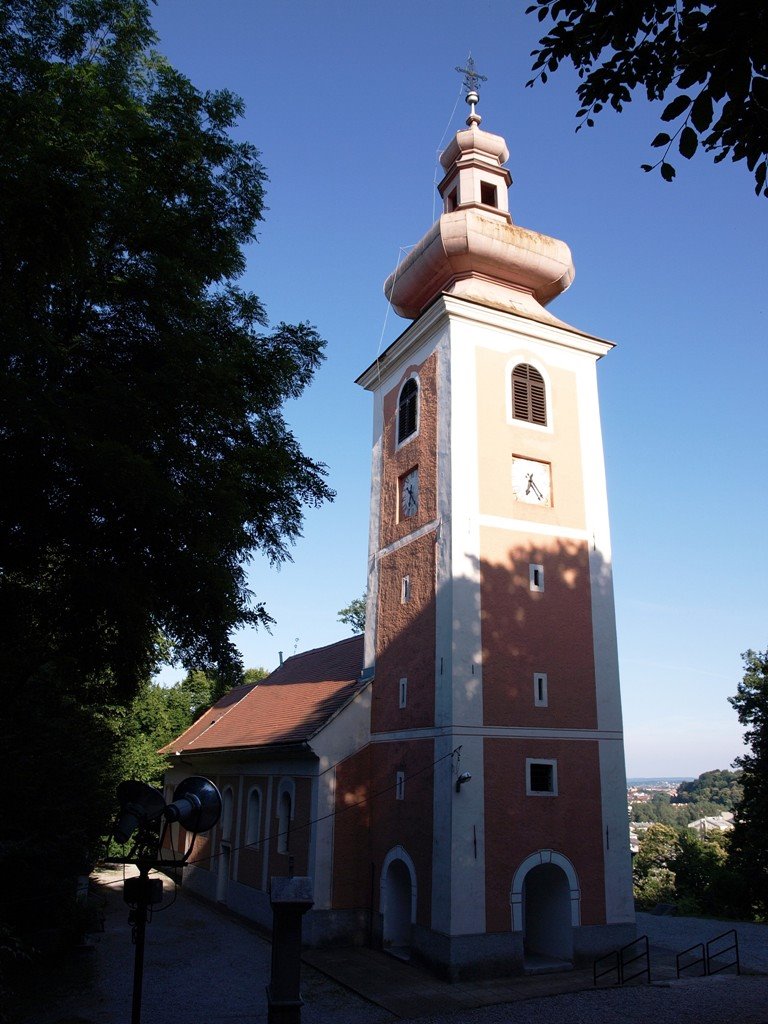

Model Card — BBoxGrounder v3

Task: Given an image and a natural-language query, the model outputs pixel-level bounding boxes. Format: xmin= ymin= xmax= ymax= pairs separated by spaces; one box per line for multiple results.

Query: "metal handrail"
xmin=676 ymin=941 xmax=706 ymax=978
xmin=594 ymin=935 xmax=650 ymax=986
xmin=706 ymin=929 xmax=740 ymax=976
xmin=594 ymin=949 xmax=620 ymax=986
xmin=620 ymin=934 xmax=651 ymax=985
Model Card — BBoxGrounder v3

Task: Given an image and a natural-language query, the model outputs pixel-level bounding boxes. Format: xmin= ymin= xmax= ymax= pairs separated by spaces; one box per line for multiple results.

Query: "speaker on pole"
xmin=164 ymin=776 xmax=222 ymax=834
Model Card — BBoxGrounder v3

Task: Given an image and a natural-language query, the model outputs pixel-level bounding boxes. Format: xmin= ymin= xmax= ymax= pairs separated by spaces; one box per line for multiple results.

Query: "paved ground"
xmin=9 ymin=867 xmax=768 ymax=1024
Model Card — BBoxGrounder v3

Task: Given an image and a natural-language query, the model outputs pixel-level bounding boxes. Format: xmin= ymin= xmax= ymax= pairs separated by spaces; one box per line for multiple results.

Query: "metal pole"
xmin=131 ymin=863 xmax=150 ymax=1024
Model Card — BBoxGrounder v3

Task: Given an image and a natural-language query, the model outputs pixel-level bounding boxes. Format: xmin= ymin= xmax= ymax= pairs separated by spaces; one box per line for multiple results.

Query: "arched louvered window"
xmin=221 ymin=787 xmax=234 ymax=843
xmin=512 ymin=363 xmax=547 ymax=426
xmin=397 ymin=378 xmax=418 ymax=444
xmin=277 ymin=790 xmax=292 ymax=853
xmin=246 ymin=788 xmax=261 ymax=847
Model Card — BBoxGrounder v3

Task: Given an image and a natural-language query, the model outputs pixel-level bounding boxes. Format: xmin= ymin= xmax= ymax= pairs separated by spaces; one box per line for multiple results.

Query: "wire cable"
xmin=183 ymin=743 xmax=462 ymax=869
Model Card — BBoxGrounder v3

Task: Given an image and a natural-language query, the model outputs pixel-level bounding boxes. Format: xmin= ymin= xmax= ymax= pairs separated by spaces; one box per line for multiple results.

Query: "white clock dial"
xmin=512 ymin=457 xmax=551 ymax=506
xmin=400 ymin=468 xmax=419 ymax=518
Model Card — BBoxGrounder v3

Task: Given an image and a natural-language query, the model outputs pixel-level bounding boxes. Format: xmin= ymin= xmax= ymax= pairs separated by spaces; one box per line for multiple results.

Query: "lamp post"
xmin=109 ymin=777 xmax=222 ymax=1024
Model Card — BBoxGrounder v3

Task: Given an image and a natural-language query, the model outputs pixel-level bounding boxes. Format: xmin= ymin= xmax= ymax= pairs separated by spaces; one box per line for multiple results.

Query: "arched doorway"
xmin=510 ymin=850 xmax=580 ymax=969
xmin=523 ymin=862 xmax=573 ymax=963
xmin=380 ymin=846 xmax=417 ymax=953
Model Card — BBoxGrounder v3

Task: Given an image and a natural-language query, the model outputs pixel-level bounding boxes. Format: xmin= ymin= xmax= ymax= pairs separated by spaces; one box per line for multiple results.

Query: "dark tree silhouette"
xmin=526 ymin=0 xmax=768 ymax=194
xmin=0 ymin=0 xmax=332 ymax=946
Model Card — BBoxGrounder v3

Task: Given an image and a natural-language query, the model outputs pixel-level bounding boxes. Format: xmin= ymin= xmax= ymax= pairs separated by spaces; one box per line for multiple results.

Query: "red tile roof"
xmin=159 ymin=635 xmax=365 ymax=755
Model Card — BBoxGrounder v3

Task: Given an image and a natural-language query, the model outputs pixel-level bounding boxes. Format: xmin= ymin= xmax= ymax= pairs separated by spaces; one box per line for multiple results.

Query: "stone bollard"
xmin=267 ymin=876 xmax=314 ymax=1024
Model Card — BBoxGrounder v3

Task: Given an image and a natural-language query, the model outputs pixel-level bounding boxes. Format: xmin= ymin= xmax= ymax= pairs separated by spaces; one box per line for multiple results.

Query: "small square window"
xmin=480 ymin=181 xmax=497 ymax=207
xmin=534 ymin=673 xmax=548 ymax=707
xmin=399 ymin=677 xmax=408 ymax=708
xmin=401 ymin=576 xmax=411 ymax=603
xmin=395 ymin=771 xmax=405 ymax=801
xmin=526 ymin=759 xmax=557 ymax=796
xmin=529 ymin=563 xmax=544 ymax=592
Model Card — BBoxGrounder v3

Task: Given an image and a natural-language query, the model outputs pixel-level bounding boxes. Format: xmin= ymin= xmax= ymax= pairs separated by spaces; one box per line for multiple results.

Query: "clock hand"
xmin=525 ymin=473 xmax=544 ymax=500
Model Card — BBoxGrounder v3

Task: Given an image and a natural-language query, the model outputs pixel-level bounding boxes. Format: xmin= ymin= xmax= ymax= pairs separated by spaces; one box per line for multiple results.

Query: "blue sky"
xmin=150 ymin=1 xmax=768 ymax=778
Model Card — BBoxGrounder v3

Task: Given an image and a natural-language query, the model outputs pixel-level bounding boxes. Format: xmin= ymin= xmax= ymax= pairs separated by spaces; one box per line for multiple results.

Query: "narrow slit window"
xmin=446 ymin=187 xmax=458 ymax=211
xmin=512 ymin=363 xmax=547 ymax=426
xmin=529 ymin=563 xmax=544 ymax=592
xmin=401 ymin=576 xmax=411 ymax=603
xmin=534 ymin=673 xmax=548 ymax=707
xmin=399 ymin=677 xmax=408 ymax=708
xmin=396 ymin=771 xmax=405 ymax=801
xmin=397 ymin=378 xmax=418 ymax=444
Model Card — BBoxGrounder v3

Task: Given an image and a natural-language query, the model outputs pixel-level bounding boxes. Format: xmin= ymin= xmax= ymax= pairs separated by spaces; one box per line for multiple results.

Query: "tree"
xmin=672 ymin=829 xmax=730 ymax=916
xmin=526 ymin=1 xmax=768 ymax=195
xmin=243 ymin=666 xmax=270 ymax=686
xmin=337 ymin=593 xmax=367 ymax=634
xmin=0 ymin=0 xmax=332 ymax=700
xmin=0 ymin=0 xmax=331 ymax=947
xmin=728 ymin=648 xmax=768 ymax=916
xmin=116 ymin=665 xmax=272 ymax=790
xmin=633 ymin=823 xmax=680 ymax=909
xmin=675 ymin=769 xmax=743 ymax=808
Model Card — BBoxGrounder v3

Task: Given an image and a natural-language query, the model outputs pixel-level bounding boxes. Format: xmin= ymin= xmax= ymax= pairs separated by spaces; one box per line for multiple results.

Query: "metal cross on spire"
xmin=455 ymin=54 xmax=487 ymax=96
xmin=455 ymin=54 xmax=486 ymax=126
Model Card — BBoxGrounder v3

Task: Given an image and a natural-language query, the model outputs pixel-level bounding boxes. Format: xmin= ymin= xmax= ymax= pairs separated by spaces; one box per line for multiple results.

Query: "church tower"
xmin=356 ymin=77 xmax=635 ymax=977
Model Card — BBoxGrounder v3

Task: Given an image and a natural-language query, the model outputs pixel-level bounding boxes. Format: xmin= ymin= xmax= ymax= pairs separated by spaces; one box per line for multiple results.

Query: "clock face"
xmin=512 ymin=457 xmax=551 ymax=506
xmin=400 ymin=468 xmax=419 ymax=519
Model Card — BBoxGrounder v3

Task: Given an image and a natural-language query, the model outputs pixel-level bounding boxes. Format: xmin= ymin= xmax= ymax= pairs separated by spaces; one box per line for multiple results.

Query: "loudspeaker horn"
xmin=114 ymin=780 xmax=166 ymax=844
xmin=164 ymin=776 xmax=222 ymax=834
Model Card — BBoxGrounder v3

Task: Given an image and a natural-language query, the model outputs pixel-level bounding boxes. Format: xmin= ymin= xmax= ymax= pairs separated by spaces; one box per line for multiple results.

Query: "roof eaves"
xmin=305 ymin=677 xmax=371 ymax=742
xmin=168 ymin=740 xmax=314 ymax=761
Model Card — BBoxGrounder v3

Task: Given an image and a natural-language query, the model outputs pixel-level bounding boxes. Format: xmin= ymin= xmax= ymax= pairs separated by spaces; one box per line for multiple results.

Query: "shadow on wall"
xmin=370 ymin=531 xmax=615 ymax=718
xmin=328 ymin=533 xmax=618 ymax=916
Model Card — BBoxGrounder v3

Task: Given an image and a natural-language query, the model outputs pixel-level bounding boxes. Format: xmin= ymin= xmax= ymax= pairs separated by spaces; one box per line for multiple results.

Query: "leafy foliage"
xmin=0 ymin=0 xmax=333 ymax=704
xmin=676 ymin=769 xmax=743 ymax=808
xmin=243 ymin=666 xmax=270 ymax=686
xmin=672 ymin=829 xmax=730 ymax=916
xmin=632 ymin=824 xmax=731 ymax=914
xmin=630 ymin=769 xmax=741 ymax=827
xmin=337 ymin=593 xmax=367 ymax=634
xmin=728 ymin=648 xmax=768 ymax=916
xmin=117 ymin=666 xmax=268 ymax=786
xmin=632 ymin=824 xmax=681 ymax=909
xmin=0 ymin=0 xmax=331 ymax=962
xmin=526 ymin=0 xmax=768 ymax=195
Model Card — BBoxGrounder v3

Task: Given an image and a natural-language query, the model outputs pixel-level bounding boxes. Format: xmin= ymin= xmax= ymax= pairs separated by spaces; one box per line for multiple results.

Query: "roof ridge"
xmin=279 ymin=632 xmax=362 ymax=666
xmin=158 ymin=682 xmax=256 ymax=754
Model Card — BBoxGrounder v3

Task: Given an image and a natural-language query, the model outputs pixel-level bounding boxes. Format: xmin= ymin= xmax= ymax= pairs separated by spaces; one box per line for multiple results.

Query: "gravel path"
xmin=637 ymin=911 xmax=768 ymax=973
xmin=407 ymin=913 xmax=768 ymax=1024
xmin=11 ymin=866 xmax=392 ymax=1024
xmin=10 ymin=870 xmax=768 ymax=1024
xmin=407 ymin=977 xmax=768 ymax=1024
